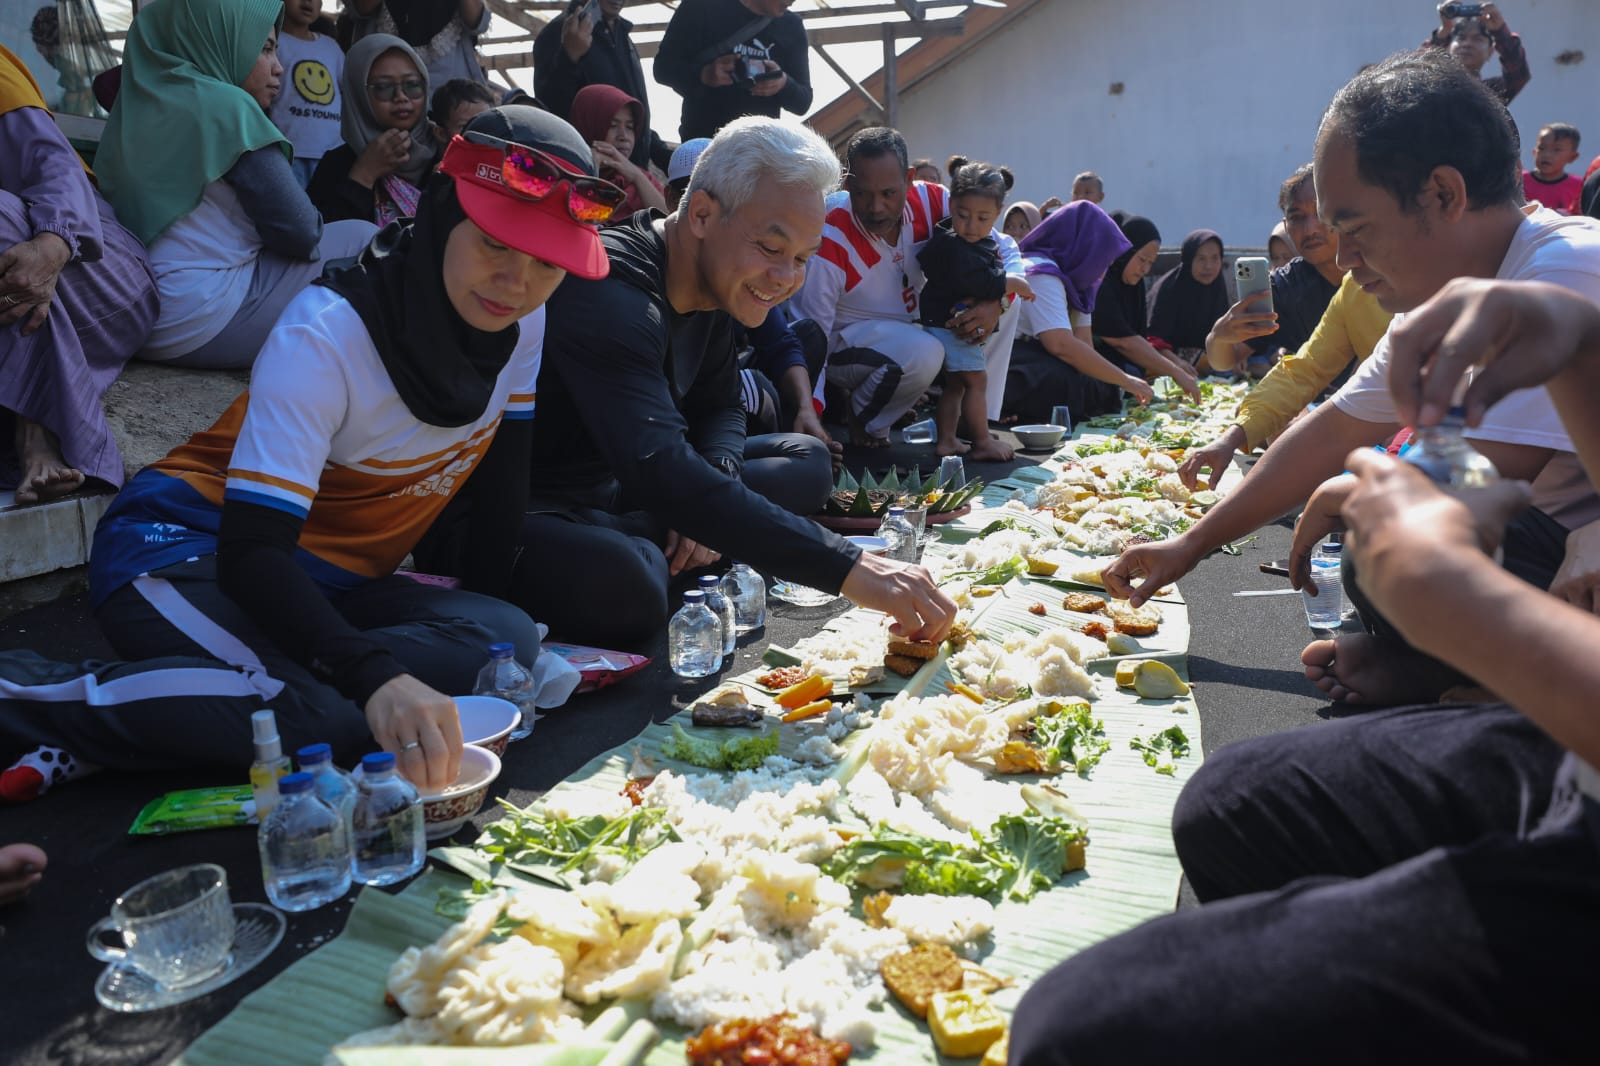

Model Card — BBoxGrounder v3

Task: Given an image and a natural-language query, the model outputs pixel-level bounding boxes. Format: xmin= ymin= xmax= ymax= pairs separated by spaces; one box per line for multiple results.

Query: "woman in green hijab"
xmin=97 ymin=0 xmax=376 ymax=369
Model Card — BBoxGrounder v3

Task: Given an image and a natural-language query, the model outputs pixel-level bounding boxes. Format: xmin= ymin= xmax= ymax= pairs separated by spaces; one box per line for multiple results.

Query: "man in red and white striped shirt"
xmin=790 ymin=127 xmax=1020 ymax=444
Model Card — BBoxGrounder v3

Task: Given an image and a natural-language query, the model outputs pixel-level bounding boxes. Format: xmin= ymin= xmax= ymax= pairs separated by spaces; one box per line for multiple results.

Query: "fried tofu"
xmin=881 ymin=943 xmax=966 ymax=1019
xmin=884 ymin=653 xmax=924 ymax=677
xmin=1061 ymin=592 xmax=1107 ymax=614
xmin=887 ymin=638 xmax=939 ymax=660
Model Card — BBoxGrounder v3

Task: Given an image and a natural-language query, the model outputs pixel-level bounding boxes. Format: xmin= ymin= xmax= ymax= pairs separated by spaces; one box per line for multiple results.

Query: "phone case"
xmin=1234 ymin=256 xmax=1274 ymax=315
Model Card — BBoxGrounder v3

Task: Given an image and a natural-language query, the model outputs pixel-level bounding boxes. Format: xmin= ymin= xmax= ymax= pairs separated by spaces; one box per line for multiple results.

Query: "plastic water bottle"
xmin=350 ymin=753 xmax=425 ymax=886
xmin=1403 ymin=407 xmax=1501 ymax=489
xmin=698 ymin=574 xmax=737 ymax=660
xmin=875 ymin=506 xmax=918 ymax=563
xmin=259 ymin=772 xmax=352 ymax=912
xmin=296 ymin=743 xmax=356 ymax=821
xmin=1302 ymin=536 xmax=1345 ymax=630
xmin=473 ymin=643 xmax=536 ymax=742
xmin=669 ymin=590 xmax=721 ymax=678
xmin=723 ymin=563 xmax=766 ymax=633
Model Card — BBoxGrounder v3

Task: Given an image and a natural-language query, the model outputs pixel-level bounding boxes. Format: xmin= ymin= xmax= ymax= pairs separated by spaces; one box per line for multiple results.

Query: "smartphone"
xmin=571 ymin=0 xmax=600 ymax=22
xmin=1439 ymin=1 xmax=1484 ymax=18
xmin=1234 ymin=256 xmax=1274 ymax=315
xmin=1259 ymin=560 xmax=1291 ymax=578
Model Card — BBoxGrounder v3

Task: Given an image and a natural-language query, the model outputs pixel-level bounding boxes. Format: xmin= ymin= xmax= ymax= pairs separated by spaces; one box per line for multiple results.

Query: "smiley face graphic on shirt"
xmin=293 ymin=59 xmax=335 ymax=106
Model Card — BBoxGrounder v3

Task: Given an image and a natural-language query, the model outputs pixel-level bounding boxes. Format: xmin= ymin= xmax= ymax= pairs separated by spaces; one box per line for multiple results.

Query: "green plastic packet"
xmin=129 ymin=784 xmax=257 ymax=835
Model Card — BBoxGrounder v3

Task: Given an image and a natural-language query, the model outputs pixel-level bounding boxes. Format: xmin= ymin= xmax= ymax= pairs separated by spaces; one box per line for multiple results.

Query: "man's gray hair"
xmin=683 ymin=116 xmax=840 ymax=217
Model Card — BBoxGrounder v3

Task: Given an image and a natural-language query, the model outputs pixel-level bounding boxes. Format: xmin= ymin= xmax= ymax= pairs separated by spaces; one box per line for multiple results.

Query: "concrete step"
xmin=1 ymin=362 xmax=248 ymax=586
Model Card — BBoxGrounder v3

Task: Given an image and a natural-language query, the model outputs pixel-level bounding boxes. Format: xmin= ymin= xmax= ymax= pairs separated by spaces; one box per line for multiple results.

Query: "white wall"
xmin=890 ymin=0 xmax=1599 ymax=248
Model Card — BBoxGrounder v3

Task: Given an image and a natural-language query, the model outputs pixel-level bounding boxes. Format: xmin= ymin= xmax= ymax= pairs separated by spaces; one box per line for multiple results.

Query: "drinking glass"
xmin=938 ymin=455 xmax=966 ymax=491
xmin=1049 ymin=405 xmax=1073 ymax=434
xmin=87 ymin=864 xmax=236 ymax=989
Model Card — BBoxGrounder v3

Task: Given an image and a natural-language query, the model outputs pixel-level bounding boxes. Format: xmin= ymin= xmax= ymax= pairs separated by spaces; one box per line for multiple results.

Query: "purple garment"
xmin=0 ymin=106 xmax=157 ymax=493
xmin=1018 ymin=201 xmax=1132 ymax=314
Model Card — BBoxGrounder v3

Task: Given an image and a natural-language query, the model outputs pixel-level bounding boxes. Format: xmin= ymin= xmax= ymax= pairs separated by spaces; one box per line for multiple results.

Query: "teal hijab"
xmin=96 ymin=0 xmax=290 ymax=245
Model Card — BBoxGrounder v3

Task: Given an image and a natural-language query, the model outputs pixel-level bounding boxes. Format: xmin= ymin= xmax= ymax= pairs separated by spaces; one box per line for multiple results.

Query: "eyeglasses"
xmin=367 ymin=77 xmax=426 ymax=102
xmin=458 ymin=135 xmax=627 ymax=224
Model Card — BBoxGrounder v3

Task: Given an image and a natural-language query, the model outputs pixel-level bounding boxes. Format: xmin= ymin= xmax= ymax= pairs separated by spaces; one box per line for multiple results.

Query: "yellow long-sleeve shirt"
xmin=1234 ymin=273 xmax=1393 ymax=450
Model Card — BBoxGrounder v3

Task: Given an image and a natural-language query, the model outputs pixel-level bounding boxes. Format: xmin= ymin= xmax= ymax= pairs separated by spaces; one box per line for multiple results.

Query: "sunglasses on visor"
xmin=452 ymin=134 xmax=628 ymax=224
xmin=367 ymin=77 xmax=426 ymax=102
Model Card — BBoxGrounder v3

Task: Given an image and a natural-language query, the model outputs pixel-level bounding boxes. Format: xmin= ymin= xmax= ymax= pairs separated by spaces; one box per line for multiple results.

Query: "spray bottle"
xmin=249 ymin=709 xmax=292 ymax=820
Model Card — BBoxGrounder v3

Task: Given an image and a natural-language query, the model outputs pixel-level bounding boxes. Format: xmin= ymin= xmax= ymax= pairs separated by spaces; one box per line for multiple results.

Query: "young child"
xmin=429 ymin=79 xmax=497 ymax=144
xmin=1071 ymin=170 xmax=1104 ymax=204
xmin=1523 ymin=123 xmax=1583 ymax=215
xmin=268 ymin=0 xmax=345 ymax=188
xmin=917 ymin=155 xmax=1033 ymax=460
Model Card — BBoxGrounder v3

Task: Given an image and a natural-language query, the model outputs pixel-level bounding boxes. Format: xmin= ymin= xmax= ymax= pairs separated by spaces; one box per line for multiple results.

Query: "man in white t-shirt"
xmin=1010 ymin=57 xmax=1600 ymax=1065
xmin=1104 ymin=48 xmax=1600 ymax=708
xmin=788 ymin=127 xmax=1023 ymax=443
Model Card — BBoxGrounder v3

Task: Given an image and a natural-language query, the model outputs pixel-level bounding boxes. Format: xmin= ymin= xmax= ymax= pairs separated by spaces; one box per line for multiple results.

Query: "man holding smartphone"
xmin=1422 ymin=1 xmax=1529 ymax=105
xmin=653 ymin=0 xmax=812 ymax=141
xmin=534 ymin=0 xmax=672 ymax=172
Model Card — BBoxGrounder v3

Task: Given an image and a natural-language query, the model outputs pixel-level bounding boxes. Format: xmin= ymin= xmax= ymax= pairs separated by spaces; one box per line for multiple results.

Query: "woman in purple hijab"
xmin=1000 ymin=201 xmax=1155 ymax=424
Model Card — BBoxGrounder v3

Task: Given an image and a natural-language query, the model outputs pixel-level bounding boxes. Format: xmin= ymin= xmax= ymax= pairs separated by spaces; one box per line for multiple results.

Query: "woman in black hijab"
xmin=1148 ymin=228 xmax=1231 ymax=368
xmin=1092 ymin=213 xmax=1202 ymax=400
xmin=60 ymin=108 xmax=624 ymax=795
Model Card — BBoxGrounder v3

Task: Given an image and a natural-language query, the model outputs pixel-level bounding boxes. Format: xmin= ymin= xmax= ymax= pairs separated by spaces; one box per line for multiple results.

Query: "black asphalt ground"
xmin=0 ymin=435 xmax=1333 ymax=1066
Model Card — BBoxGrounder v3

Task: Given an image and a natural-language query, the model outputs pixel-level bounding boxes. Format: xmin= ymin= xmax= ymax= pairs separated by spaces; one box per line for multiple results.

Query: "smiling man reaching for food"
xmin=1103 ymin=49 xmax=1600 ymax=707
xmin=417 ymin=117 xmax=957 ymax=649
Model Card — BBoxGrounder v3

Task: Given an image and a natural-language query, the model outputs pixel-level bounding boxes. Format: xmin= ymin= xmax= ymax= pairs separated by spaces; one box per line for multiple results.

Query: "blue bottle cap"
xmin=362 ymin=752 xmax=396 ymax=773
xmin=278 ymin=772 xmax=314 ymax=795
xmin=888 ymin=506 xmax=906 ymax=516
xmin=698 ymin=574 xmax=720 ymax=587
xmin=488 ymin=642 xmax=515 ymax=657
xmin=684 ymin=589 xmax=706 ymax=604
xmin=297 ymin=743 xmax=332 ymax=766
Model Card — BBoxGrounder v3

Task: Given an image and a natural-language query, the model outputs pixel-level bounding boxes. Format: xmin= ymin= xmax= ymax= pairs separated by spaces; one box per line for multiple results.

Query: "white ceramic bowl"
xmin=419 ymin=744 xmax=502 ymax=840
xmin=1013 ymin=424 xmax=1068 ymax=451
xmin=454 ymin=695 xmax=520 ymax=758
xmin=845 ymin=535 xmax=891 ymax=556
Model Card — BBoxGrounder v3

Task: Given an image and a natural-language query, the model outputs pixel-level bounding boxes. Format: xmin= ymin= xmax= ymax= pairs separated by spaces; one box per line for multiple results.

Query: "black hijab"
xmin=384 ymin=0 xmax=459 ymax=48
xmin=1148 ymin=229 xmax=1230 ymax=350
xmin=317 ymin=178 xmax=518 ymax=427
xmin=1094 ymin=213 xmax=1162 ymax=341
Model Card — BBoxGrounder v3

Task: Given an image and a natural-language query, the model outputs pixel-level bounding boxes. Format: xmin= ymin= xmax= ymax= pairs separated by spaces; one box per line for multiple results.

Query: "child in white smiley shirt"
xmin=269 ymin=0 xmax=345 ymax=188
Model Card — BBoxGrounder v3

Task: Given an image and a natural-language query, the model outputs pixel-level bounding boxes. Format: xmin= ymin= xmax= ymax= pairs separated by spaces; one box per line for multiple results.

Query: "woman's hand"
xmin=591 ymin=140 xmax=642 ymax=183
xmin=839 ymin=552 xmax=957 ymax=643
xmin=1551 ymin=520 xmax=1600 ymax=616
xmin=1164 ymin=358 xmax=1202 ymax=401
xmin=350 ymin=128 xmax=411 ymax=188
xmin=1121 ymin=374 xmax=1156 ymax=405
xmin=0 ymin=233 xmax=70 ymax=335
xmin=364 ymin=673 xmax=463 ymax=793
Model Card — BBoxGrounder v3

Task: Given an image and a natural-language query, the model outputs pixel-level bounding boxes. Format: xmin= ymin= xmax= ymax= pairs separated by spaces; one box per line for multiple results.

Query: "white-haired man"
xmin=483 ymin=117 xmax=957 ymax=646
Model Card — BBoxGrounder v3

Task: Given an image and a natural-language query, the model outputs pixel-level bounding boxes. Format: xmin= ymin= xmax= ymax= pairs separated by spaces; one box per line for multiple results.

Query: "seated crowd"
xmin=2 ymin=0 xmax=1600 ymax=1058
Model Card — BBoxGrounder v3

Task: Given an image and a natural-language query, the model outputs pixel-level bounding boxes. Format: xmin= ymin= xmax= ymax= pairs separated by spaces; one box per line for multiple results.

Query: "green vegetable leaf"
xmin=1030 ymin=701 xmax=1111 ymax=776
xmin=1129 ymin=726 xmax=1192 ymax=775
xmin=477 ymin=801 xmax=675 ymax=877
xmin=989 ymin=812 xmax=1084 ymax=901
xmin=660 ymin=722 xmax=779 ymax=771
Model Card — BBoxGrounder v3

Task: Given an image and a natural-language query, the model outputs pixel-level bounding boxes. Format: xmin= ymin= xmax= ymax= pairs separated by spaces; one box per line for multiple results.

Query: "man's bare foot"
xmin=935 ymin=436 xmax=971 ymax=457
xmin=14 ymin=418 xmax=84 ymax=504
xmin=844 ymin=406 xmax=890 ymax=448
xmin=968 ymin=435 xmax=1014 ymax=462
xmin=1301 ymin=633 xmax=1465 ymax=705
xmin=0 ymin=843 xmax=46 ymax=906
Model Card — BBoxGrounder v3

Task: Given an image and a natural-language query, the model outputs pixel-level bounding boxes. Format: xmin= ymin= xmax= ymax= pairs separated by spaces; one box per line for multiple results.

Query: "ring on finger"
xmin=401 ymin=740 xmax=421 ymax=752
xmin=1 ymin=294 xmax=14 ymax=306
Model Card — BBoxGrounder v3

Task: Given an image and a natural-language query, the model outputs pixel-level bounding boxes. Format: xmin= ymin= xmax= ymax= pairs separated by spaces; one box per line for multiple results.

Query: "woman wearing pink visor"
xmin=0 ymin=107 xmax=621 ymax=802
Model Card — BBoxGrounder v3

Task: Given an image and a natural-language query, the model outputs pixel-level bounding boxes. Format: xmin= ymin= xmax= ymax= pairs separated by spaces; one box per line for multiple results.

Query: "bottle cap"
xmin=888 ymin=506 xmax=906 ymax=516
xmin=488 ymin=642 xmax=515 ymax=657
xmin=252 ymin=709 xmax=283 ymax=761
xmin=698 ymin=574 xmax=720 ymax=588
xmin=297 ymin=743 xmax=332 ymax=767
xmin=278 ymin=772 xmax=314 ymax=795
xmin=684 ymin=589 xmax=706 ymax=604
xmin=362 ymin=752 xmax=397 ymax=774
